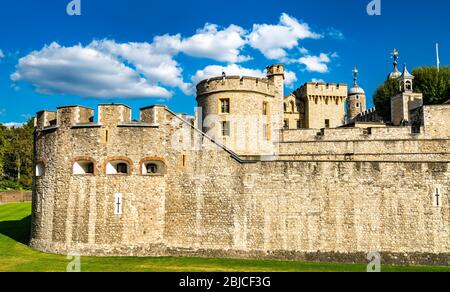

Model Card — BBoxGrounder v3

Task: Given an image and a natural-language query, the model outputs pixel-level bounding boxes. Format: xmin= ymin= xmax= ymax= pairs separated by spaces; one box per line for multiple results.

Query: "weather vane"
xmin=391 ymin=49 xmax=399 ymax=63
xmin=353 ymin=66 xmax=359 ymax=86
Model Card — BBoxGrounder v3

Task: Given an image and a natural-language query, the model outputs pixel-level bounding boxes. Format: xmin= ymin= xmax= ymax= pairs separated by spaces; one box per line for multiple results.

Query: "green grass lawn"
xmin=0 ymin=202 xmax=449 ymax=272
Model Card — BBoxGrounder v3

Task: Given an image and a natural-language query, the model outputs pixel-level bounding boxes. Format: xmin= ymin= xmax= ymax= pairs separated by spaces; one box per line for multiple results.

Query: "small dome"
xmin=388 ymin=71 xmax=402 ymax=80
xmin=348 ymin=86 xmax=365 ymax=95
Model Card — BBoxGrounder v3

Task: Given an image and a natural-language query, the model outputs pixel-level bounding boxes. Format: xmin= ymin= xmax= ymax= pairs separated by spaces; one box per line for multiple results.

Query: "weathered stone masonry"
xmin=30 ymin=102 xmax=450 ymax=265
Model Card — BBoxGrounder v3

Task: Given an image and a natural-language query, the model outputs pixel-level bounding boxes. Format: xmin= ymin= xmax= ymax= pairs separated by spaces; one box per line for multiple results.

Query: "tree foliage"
xmin=374 ymin=78 xmax=398 ymax=122
xmin=373 ymin=66 xmax=450 ymax=121
xmin=0 ymin=120 xmax=34 ymax=191
xmin=412 ymin=67 xmax=450 ymax=104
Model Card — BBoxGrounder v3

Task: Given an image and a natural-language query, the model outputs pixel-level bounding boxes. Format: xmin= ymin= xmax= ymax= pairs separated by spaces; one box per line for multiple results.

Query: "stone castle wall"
xmin=30 ymin=104 xmax=450 ymax=265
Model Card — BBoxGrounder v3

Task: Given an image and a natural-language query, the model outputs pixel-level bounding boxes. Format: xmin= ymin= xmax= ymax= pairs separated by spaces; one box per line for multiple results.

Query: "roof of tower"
xmin=388 ymin=68 xmax=402 ymax=80
xmin=401 ymin=64 xmax=414 ymax=78
xmin=349 ymin=66 xmax=365 ymax=95
xmin=388 ymin=48 xmax=402 ymax=80
xmin=348 ymin=86 xmax=365 ymax=95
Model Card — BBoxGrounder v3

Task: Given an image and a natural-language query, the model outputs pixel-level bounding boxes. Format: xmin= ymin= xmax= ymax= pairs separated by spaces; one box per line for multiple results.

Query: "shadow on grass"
xmin=0 ymin=216 xmax=31 ymax=245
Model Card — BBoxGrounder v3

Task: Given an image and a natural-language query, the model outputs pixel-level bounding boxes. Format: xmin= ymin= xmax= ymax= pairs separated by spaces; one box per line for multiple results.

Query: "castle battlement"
xmin=196 ymin=76 xmax=275 ymax=98
xmin=295 ymin=82 xmax=348 ymax=98
xmin=281 ymin=126 xmax=419 ymax=142
xmin=35 ymin=104 xmax=172 ymax=130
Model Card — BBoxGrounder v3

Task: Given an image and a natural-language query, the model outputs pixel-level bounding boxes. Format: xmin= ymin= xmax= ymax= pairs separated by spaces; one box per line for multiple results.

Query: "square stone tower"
xmin=266 ymin=64 xmax=285 ymax=134
xmin=391 ymin=65 xmax=423 ymax=126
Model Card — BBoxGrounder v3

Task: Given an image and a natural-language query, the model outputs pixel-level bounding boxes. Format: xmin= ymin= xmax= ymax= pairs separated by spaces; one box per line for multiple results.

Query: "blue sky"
xmin=0 ymin=0 xmax=448 ymax=123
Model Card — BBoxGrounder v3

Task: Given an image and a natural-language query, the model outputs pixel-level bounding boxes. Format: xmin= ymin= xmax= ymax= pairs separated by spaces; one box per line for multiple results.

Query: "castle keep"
xmin=31 ymin=60 xmax=450 ymax=265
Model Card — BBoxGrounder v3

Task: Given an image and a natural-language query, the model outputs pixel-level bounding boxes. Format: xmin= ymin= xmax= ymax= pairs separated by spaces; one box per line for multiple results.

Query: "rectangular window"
xmin=222 ymin=121 xmax=230 ymax=137
xmin=263 ymin=124 xmax=271 ymax=141
xmin=297 ymin=120 xmax=302 ymax=129
xmin=284 ymin=120 xmax=289 ymax=129
xmin=220 ymin=99 xmax=230 ymax=114
xmin=263 ymin=102 xmax=269 ymax=116
xmin=325 ymin=119 xmax=330 ymax=128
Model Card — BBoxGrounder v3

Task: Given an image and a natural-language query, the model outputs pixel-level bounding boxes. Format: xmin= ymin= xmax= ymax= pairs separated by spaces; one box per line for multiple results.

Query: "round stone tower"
xmin=195 ymin=64 xmax=285 ymax=156
xmin=347 ymin=67 xmax=367 ymax=121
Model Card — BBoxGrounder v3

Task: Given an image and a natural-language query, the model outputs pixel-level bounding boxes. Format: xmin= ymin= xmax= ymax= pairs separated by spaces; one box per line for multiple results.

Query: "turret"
xmin=195 ymin=64 xmax=285 ymax=156
xmin=347 ymin=67 xmax=367 ymax=121
xmin=391 ymin=63 xmax=423 ymax=126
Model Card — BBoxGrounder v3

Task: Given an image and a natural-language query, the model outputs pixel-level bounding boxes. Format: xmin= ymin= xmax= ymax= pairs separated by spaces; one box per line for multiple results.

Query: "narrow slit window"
xmin=114 ymin=193 xmax=122 ymax=215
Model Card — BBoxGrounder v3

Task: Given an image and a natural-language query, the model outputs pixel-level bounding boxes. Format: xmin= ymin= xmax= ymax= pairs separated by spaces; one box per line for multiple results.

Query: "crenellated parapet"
xmin=196 ymin=76 xmax=275 ymax=98
xmin=35 ymin=104 xmax=170 ymax=131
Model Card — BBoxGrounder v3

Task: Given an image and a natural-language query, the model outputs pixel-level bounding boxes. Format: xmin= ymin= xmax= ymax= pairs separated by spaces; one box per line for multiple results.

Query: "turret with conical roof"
xmin=399 ymin=64 xmax=414 ymax=92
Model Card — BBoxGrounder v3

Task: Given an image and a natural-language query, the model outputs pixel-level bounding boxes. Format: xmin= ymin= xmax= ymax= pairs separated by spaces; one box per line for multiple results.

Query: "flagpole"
xmin=436 ymin=43 xmax=440 ymax=73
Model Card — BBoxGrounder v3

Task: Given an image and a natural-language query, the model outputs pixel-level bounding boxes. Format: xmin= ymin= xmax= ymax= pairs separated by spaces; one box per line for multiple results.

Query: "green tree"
xmin=374 ymin=78 xmax=398 ymax=122
xmin=1 ymin=120 xmax=34 ymax=190
xmin=412 ymin=67 xmax=450 ymax=104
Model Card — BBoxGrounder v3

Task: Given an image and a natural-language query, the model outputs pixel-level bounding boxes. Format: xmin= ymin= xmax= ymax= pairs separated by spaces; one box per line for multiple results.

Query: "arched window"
xmin=284 ymin=103 xmax=287 ymax=112
xmin=105 ymin=158 xmax=132 ymax=175
xmin=36 ymin=163 xmax=45 ymax=177
xmin=147 ymin=163 xmax=158 ymax=174
xmin=116 ymin=163 xmax=128 ymax=174
xmin=140 ymin=158 xmax=166 ymax=176
xmin=73 ymin=159 xmax=95 ymax=175
xmin=405 ymin=81 xmax=412 ymax=91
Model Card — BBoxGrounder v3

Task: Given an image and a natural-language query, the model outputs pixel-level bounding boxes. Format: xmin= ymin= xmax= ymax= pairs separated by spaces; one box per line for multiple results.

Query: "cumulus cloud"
xmin=90 ymin=39 xmax=193 ymax=95
xmin=191 ymin=64 xmax=297 ymax=88
xmin=2 ymin=122 xmax=25 ymax=128
xmin=11 ymin=13 xmax=339 ymax=99
xmin=11 ymin=42 xmax=173 ymax=98
xmin=248 ymin=13 xmax=322 ymax=61
xmin=180 ymin=24 xmax=249 ymax=63
xmin=284 ymin=70 xmax=298 ymax=88
xmin=191 ymin=64 xmax=265 ymax=85
xmin=298 ymin=53 xmax=333 ymax=73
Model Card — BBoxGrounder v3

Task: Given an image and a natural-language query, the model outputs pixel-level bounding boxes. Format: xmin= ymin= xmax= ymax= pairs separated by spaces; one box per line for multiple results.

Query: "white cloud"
xmin=0 ymin=49 xmax=4 ymax=60
xmin=311 ymin=78 xmax=325 ymax=83
xmin=284 ymin=70 xmax=298 ymax=88
xmin=10 ymin=14 xmax=339 ymax=100
xmin=191 ymin=64 xmax=297 ymax=88
xmin=2 ymin=122 xmax=25 ymax=128
xmin=90 ymin=39 xmax=193 ymax=95
xmin=11 ymin=42 xmax=173 ymax=99
xmin=180 ymin=24 xmax=249 ymax=63
xmin=299 ymin=47 xmax=309 ymax=55
xmin=298 ymin=53 xmax=332 ymax=73
xmin=191 ymin=64 xmax=265 ymax=85
xmin=248 ymin=13 xmax=321 ymax=61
